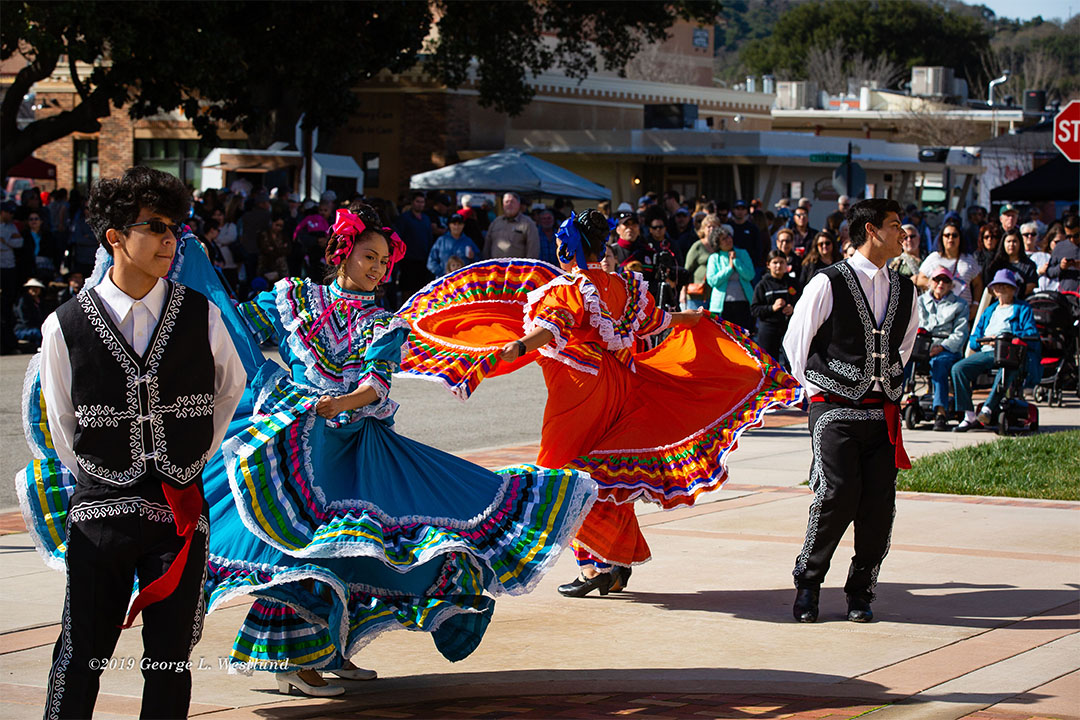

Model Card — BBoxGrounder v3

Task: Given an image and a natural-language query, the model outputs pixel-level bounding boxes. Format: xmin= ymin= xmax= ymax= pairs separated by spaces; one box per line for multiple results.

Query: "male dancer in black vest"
xmin=781 ymin=198 xmax=918 ymax=624
xmin=38 ymin=167 xmax=245 ymax=719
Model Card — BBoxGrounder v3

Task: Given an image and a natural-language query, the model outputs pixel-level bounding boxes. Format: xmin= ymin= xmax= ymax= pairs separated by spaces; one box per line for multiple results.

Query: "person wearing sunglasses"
xmin=32 ymin=166 xmax=246 ymax=718
xmin=888 ymin=223 xmax=923 ymax=280
xmin=798 ymin=230 xmax=842 ymax=289
xmin=974 ymin=221 xmax=1001 ymax=273
xmin=915 ymin=219 xmax=981 ymax=309
xmin=1045 ymin=214 xmax=1080 ymax=293
xmin=20 ymin=210 xmax=57 ymax=281
xmin=788 ymin=206 xmax=816 ymax=255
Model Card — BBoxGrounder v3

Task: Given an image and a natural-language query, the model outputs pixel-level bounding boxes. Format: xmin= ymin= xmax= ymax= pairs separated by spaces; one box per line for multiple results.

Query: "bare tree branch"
xmin=805 ymin=40 xmax=846 ymax=95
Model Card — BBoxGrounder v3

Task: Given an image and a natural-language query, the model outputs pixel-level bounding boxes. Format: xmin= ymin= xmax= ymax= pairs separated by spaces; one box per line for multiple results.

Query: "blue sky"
xmin=978 ymin=0 xmax=1076 ymax=22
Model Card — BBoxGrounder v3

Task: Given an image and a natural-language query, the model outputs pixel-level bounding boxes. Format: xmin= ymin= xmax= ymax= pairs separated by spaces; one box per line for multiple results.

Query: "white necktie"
xmin=132 ymin=301 xmax=149 ymax=356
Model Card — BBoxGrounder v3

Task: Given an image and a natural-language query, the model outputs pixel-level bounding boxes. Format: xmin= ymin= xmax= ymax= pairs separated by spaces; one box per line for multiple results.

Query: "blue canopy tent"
xmin=409 ymin=148 xmax=611 ymax=200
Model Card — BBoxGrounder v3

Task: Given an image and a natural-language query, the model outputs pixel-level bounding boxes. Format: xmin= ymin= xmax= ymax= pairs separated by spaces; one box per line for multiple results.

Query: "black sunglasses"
xmin=123 ymin=219 xmax=182 ymax=237
xmin=649 ymin=224 xmax=665 ymax=230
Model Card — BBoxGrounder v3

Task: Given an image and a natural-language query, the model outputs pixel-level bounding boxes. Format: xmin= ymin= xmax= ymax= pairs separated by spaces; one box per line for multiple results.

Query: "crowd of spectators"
xmin=3 ymin=174 xmax=1078 ymax=381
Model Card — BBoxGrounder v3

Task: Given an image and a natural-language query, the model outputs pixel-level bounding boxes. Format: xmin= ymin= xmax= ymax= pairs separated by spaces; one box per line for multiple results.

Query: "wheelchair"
xmin=985 ymin=332 xmax=1040 ymax=435
xmin=901 ymin=328 xmax=957 ymax=430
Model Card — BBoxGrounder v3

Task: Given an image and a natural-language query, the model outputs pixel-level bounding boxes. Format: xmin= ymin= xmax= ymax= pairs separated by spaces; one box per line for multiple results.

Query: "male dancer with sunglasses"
xmin=782 ymin=198 xmax=919 ymax=624
xmin=38 ymin=166 xmax=245 ymax=718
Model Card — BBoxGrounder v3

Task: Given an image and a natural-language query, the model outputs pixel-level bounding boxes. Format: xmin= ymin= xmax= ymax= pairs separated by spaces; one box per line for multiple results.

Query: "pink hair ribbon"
xmin=327 ymin=209 xmax=368 ymax=266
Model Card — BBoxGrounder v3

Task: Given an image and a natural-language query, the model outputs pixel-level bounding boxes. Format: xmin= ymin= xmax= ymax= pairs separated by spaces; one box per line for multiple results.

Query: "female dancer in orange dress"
xmin=398 ymin=210 xmax=801 ymax=596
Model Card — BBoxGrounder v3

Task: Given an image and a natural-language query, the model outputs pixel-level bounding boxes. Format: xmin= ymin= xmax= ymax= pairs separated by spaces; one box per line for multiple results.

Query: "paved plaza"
xmin=0 ymin=357 xmax=1077 ymax=719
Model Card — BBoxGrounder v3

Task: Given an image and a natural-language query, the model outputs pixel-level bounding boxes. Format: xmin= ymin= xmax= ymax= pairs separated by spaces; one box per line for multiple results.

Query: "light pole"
xmin=988 ymin=70 xmax=1010 ymax=137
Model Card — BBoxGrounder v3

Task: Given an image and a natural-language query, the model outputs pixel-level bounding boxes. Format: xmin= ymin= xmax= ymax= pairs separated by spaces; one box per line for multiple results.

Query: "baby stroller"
xmin=986 ymin=332 xmax=1039 ymax=435
xmin=902 ymin=328 xmax=955 ymax=430
xmin=1028 ymin=290 xmax=1080 ymax=407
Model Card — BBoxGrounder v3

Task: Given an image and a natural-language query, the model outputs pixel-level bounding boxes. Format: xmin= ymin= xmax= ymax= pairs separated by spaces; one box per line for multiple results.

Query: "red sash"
xmin=810 ymin=394 xmax=911 ymax=470
xmin=120 ymin=482 xmax=203 ymax=629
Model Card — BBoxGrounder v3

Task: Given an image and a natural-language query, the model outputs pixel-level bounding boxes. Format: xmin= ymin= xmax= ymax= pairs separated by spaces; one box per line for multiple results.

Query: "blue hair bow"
xmin=555 ymin=217 xmax=588 ymax=270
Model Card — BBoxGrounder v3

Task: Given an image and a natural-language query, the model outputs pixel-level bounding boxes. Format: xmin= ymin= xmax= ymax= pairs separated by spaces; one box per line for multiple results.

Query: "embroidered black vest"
xmin=804 ymin=261 xmax=913 ymax=401
xmin=55 ymin=281 xmax=215 ymax=489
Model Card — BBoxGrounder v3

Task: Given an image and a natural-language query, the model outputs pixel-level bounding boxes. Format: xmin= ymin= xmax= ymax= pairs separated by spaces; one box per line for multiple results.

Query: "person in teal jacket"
xmin=952 ymin=268 xmax=1041 ymax=432
xmin=706 ymin=224 xmax=755 ymax=330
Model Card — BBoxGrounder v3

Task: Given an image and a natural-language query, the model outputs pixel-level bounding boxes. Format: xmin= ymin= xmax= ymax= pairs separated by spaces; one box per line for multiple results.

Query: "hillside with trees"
xmin=714 ymin=0 xmax=1079 ymax=102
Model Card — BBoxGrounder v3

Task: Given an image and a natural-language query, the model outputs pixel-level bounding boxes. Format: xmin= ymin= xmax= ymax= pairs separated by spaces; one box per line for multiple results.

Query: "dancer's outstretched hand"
xmin=499 ymin=341 xmax=523 ymax=363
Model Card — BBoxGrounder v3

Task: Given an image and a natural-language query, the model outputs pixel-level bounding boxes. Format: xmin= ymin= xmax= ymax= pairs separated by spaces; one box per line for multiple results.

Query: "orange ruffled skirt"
xmin=398 ymin=260 xmax=802 ymax=567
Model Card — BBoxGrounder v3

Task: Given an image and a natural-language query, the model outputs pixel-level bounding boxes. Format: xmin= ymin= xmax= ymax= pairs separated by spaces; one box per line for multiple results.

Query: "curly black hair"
xmin=86 ymin=166 xmax=190 ymax=255
xmin=576 ymin=209 xmax=610 ymax=259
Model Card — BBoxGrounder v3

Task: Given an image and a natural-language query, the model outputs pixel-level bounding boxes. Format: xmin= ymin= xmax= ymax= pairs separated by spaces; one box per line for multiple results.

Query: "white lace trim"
xmin=222 ymin=428 xmax=595 ymax=596
xmin=274 ymin=278 xmax=396 ymax=393
xmin=583 ymin=317 xmax=801 ymax=504
xmin=21 ymin=351 xmax=48 ymax=461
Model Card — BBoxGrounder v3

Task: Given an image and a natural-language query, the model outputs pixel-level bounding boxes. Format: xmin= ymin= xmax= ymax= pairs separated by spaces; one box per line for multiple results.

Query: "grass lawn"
xmin=898 ymin=430 xmax=1080 ymax=501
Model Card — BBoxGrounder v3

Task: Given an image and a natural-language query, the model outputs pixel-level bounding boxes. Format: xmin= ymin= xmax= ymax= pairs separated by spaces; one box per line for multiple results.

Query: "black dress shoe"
xmin=933 ymin=413 xmax=948 ymax=432
xmin=558 ymin=573 xmax=613 ymax=598
xmin=847 ymin=595 xmax=874 ymax=622
xmin=609 ymin=566 xmax=632 ymax=592
xmin=793 ymin=587 xmax=819 ymax=623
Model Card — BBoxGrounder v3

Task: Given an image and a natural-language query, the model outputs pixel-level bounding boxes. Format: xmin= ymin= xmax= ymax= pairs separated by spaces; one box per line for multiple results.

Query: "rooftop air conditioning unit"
xmin=775 ymin=81 xmax=819 ymax=110
xmin=911 ymin=66 xmax=954 ymax=97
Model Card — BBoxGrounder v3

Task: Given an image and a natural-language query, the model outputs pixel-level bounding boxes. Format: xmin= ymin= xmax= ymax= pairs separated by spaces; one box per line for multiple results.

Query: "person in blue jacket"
xmin=706 ymin=224 xmax=755 ymax=331
xmin=427 ymin=213 xmax=479 ymax=277
xmin=952 ymin=269 xmax=1041 ymax=432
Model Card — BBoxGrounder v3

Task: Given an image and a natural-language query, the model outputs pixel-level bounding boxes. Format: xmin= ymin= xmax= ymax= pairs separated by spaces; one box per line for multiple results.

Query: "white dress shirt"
xmin=782 ymin=251 xmax=919 ymax=396
xmin=39 ymin=269 xmax=246 ymax=475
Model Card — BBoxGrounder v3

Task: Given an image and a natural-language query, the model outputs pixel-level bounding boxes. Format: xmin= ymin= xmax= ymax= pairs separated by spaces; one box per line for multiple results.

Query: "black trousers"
xmin=754 ymin=321 xmax=788 ymax=368
xmin=792 ymin=402 xmax=897 ymax=601
xmin=45 ymin=488 xmax=208 ymax=720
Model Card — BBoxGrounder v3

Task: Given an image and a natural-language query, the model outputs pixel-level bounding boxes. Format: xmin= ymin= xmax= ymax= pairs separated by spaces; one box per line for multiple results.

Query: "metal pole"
xmin=846 ymin=142 xmax=853 ymax=199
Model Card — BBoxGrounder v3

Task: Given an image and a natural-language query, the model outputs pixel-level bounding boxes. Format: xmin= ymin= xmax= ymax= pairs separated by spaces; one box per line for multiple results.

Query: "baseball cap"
xmin=637 ymin=195 xmax=654 ymax=207
xmin=675 ymin=207 xmax=690 ymax=216
xmin=616 ymin=202 xmax=633 ymax=212
xmin=287 ymin=192 xmax=301 ymax=203
xmin=931 ymin=266 xmax=954 ymax=282
xmin=733 ymin=199 xmax=748 ymax=209
xmin=999 ymin=204 xmax=1019 ymax=216
xmin=989 ymin=268 xmax=1017 ymax=288
xmin=616 ymin=211 xmax=638 ymax=224
xmin=448 ymin=213 xmax=466 ymax=224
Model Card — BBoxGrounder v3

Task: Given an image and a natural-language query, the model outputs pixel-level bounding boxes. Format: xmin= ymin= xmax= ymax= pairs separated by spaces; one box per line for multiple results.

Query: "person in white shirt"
xmin=37 ymin=167 xmax=245 ymax=719
xmin=782 ymin=198 xmax=919 ymax=626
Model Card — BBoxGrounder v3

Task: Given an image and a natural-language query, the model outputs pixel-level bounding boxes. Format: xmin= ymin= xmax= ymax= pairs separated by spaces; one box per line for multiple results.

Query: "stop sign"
xmin=1054 ymin=100 xmax=1080 ymax=163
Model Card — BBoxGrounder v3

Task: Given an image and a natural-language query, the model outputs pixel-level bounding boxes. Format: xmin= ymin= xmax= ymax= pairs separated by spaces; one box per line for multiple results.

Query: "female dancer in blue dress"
xmin=18 ymin=206 xmax=597 ymax=698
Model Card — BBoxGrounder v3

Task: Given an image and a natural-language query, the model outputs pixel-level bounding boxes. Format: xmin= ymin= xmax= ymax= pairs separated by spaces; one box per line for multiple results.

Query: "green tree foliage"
xmin=1 ymin=0 xmax=720 ymax=177
xmin=740 ymin=0 xmax=992 ymax=87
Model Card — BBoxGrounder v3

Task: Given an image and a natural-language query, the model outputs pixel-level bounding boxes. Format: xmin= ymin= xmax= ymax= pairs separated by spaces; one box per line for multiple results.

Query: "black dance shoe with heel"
xmin=609 ymin=566 xmax=633 ymax=592
xmin=557 ymin=573 xmax=614 ymax=597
